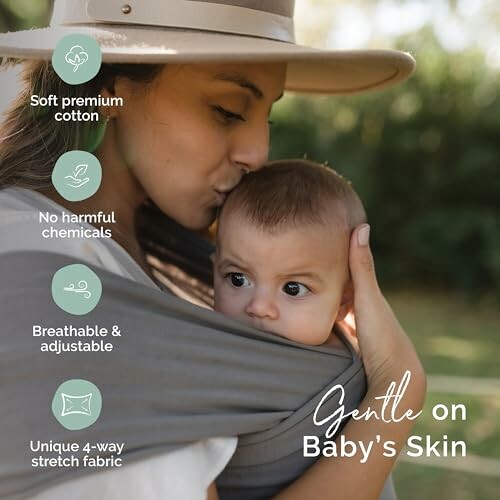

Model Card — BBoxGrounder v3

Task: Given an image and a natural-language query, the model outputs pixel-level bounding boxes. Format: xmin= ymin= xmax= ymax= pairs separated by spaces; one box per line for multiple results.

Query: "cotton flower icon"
xmin=65 ymin=45 xmax=89 ymax=72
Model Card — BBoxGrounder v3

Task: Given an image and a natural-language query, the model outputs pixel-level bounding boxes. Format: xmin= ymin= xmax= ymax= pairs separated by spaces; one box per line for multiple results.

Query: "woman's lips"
xmin=214 ymin=190 xmax=227 ymax=206
xmin=214 ymin=181 xmax=239 ymax=206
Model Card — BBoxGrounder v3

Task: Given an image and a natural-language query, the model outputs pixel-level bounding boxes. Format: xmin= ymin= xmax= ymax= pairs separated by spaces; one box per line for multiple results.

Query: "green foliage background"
xmin=0 ymin=0 xmax=51 ymax=31
xmin=270 ymin=30 xmax=500 ymax=298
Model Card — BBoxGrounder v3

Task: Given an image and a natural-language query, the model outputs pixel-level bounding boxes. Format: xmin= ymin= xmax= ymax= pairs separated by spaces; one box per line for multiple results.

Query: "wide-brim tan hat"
xmin=0 ymin=0 xmax=415 ymax=94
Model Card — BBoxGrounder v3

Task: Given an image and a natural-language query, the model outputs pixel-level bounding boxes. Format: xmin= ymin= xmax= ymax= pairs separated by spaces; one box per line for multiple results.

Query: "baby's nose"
xmin=245 ymin=291 xmax=279 ymax=321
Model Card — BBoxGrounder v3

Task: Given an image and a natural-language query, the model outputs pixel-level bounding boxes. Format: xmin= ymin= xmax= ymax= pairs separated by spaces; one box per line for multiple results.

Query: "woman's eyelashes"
xmin=212 ymin=104 xmax=275 ymax=128
xmin=212 ymin=105 xmax=246 ymax=124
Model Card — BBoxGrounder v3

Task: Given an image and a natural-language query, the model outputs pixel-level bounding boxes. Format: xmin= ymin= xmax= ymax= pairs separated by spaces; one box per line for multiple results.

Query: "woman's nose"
xmin=245 ymin=291 xmax=280 ymax=320
xmin=230 ymin=120 xmax=269 ymax=173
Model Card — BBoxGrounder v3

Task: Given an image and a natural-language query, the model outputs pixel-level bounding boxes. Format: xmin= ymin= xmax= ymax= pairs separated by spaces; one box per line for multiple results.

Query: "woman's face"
xmin=113 ymin=63 xmax=286 ymax=230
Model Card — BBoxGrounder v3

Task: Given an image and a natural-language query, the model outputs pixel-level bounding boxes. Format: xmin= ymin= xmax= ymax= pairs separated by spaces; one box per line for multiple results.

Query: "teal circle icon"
xmin=52 ymin=264 xmax=102 ymax=315
xmin=52 ymin=34 xmax=102 ymax=85
xmin=52 ymin=379 xmax=102 ymax=431
xmin=52 ymin=151 xmax=102 ymax=202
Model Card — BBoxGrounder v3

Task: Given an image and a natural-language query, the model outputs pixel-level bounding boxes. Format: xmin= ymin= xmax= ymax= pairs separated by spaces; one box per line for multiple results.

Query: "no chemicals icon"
xmin=52 ymin=151 xmax=102 ymax=202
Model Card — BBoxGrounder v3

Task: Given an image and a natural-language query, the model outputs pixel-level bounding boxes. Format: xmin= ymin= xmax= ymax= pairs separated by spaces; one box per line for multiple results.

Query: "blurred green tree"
xmin=271 ymin=28 xmax=500 ymax=297
xmin=0 ymin=0 xmax=52 ymax=32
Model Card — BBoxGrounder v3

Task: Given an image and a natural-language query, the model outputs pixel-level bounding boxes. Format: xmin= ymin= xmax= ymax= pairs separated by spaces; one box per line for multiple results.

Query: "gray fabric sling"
xmin=0 ymin=250 xmax=393 ymax=499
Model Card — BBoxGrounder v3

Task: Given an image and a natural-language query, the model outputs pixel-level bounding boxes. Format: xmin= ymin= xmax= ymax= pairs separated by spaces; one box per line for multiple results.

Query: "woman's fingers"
xmin=348 ymin=224 xmax=389 ymax=381
xmin=348 ymin=224 xmax=386 ymax=341
xmin=348 ymin=224 xmax=426 ymax=398
xmin=349 ymin=224 xmax=381 ymax=305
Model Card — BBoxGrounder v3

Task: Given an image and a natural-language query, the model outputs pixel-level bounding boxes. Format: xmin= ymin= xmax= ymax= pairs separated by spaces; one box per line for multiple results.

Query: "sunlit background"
xmin=1 ymin=1 xmax=499 ymax=499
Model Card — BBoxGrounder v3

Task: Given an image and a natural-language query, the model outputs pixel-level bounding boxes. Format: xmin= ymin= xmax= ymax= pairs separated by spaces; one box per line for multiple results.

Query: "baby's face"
xmin=214 ymin=215 xmax=350 ymax=345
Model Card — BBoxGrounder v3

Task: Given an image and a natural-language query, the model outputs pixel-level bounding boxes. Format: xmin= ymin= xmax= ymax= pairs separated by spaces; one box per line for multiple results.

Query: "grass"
xmin=386 ymin=290 xmax=500 ymax=379
xmin=394 ymin=464 xmax=499 ymax=500
xmin=384 ymin=290 xmax=500 ymax=500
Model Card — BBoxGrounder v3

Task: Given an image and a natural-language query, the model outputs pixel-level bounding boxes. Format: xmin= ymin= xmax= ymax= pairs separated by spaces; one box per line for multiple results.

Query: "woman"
xmin=0 ymin=1 xmax=425 ymax=499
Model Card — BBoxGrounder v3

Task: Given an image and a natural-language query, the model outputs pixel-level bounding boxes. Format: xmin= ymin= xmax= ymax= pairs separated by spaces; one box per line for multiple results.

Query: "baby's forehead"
xmin=218 ymin=207 xmax=349 ymax=240
xmin=217 ymin=211 xmax=350 ymax=263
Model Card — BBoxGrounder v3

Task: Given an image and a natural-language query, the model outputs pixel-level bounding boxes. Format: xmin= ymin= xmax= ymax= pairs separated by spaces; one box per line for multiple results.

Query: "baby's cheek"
xmin=214 ymin=284 xmax=244 ymax=318
xmin=297 ymin=310 xmax=335 ymax=346
xmin=282 ymin=312 xmax=325 ymax=346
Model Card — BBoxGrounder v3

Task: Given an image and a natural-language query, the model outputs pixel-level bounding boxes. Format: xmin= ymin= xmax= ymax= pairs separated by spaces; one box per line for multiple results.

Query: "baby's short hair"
xmin=219 ymin=159 xmax=367 ymax=234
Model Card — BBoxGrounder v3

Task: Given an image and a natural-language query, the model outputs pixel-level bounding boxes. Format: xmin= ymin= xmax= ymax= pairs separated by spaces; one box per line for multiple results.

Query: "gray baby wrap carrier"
xmin=0 ymin=247 xmax=383 ymax=499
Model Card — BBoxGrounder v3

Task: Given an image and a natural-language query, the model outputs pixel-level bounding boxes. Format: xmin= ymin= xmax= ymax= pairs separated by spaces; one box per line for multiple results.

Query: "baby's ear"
xmin=336 ymin=280 xmax=354 ymax=322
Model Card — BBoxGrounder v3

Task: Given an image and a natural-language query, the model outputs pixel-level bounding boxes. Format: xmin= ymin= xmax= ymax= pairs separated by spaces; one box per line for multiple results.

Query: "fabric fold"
xmin=0 ymin=251 xmax=366 ymax=499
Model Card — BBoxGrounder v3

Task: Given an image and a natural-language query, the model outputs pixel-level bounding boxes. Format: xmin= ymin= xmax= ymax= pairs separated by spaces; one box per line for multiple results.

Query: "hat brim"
xmin=0 ymin=25 xmax=415 ymax=94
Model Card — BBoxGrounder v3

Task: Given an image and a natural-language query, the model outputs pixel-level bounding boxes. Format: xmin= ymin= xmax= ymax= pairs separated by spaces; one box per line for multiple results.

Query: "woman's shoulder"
xmin=0 ymin=187 xmax=154 ymax=286
xmin=30 ymin=438 xmax=237 ymax=500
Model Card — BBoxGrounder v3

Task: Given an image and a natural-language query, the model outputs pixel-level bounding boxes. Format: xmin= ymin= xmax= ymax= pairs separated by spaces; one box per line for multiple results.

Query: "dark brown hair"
xmin=0 ymin=59 xmax=162 ymax=189
xmin=219 ymin=158 xmax=367 ymax=234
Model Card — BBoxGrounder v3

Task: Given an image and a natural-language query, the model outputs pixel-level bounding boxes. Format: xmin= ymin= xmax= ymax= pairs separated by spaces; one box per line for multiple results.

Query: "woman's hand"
xmin=273 ymin=224 xmax=426 ymax=500
xmin=348 ymin=224 xmax=426 ymax=395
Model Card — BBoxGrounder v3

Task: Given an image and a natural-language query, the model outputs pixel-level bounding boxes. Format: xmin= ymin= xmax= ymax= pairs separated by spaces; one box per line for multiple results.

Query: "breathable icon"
xmin=63 ymin=280 xmax=92 ymax=299
xmin=52 ymin=264 xmax=102 ymax=315
xmin=65 ymin=45 xmax=89 ymax=73
xmin=61 ymin=393 xmax=93 ymax=417
xmin=52 ymin=151 xmax=102 ymax=202
xmin=52 ymin=34 xmax=102 ymax=85
xmin=65 ymin=164 xmax=91 ymax=189
xmin=52 ymin=380 xmax=102 ymax=430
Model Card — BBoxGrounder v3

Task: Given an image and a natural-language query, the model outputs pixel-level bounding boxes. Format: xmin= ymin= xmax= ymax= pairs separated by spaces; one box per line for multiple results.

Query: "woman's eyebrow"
xmin=213 ymin=73 xmax=264 ymax=99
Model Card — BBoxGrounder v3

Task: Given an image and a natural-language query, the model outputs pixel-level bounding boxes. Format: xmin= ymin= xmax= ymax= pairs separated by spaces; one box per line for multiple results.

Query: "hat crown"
xmin=190 ymin=0 xmax=294 ymax=17
xmin=51 ymin=0 xmax=296 ymax=43
xmin=0 ymin=0 xmax=415 ymax=94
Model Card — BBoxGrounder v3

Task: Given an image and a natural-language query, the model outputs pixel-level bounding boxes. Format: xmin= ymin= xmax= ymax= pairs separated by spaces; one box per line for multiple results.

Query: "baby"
xmin=213 ymin=159 xmax=367 ymax=346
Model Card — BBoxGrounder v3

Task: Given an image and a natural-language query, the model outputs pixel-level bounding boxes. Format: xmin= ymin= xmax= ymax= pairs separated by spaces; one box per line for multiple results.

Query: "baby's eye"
xmin=282 ymin=282 xmax=310 ymax=297
xmin=226 ymin=272 xmax=251 ymax=288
